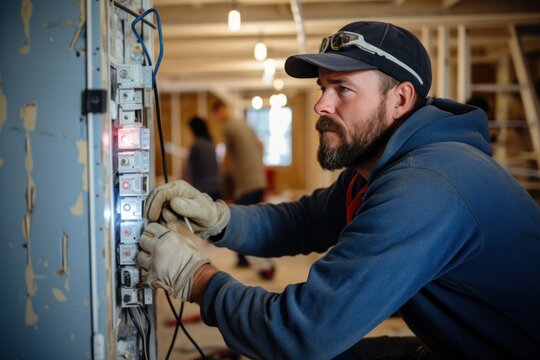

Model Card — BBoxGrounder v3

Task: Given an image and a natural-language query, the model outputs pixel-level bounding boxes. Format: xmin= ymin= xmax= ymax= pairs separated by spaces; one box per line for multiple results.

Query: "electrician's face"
xmin=314 ymin=69 xmax=394 ymax=170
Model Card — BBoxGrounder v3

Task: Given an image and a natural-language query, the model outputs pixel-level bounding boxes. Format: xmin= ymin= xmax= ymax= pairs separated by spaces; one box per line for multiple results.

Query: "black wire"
xmin=153 ymin=84 xmax=169 ymax=184
xmin=140 ymin=306 xmax=152 ymax=356
xmin=154 ymin=58 xmax=206 ymax=360
xmin=146 ymin=24 xmax=185 ymax=360
xmin=127 ymin=308 xmax=148 ymax=360
xmin=164 ymin=296 xmax=207 ymax=360
xmin=165 ymin=295 xmax=182 ymax=360
xmin=177 ymin=304 xmax=207 ymax=358
xmin=111 ymin=1 xmax=156 ymax=29
xmin=135 ymin=8 xmax=204 ymax=358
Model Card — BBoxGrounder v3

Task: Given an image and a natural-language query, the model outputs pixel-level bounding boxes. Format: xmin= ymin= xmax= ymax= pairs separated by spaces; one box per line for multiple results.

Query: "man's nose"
xmin=314 ymin=92 xmax=334 ymax=116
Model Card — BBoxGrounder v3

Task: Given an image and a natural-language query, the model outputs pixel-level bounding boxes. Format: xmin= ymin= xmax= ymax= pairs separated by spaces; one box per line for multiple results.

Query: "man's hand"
xmin=144 ymin=180 xmax=230 ymax=239
xmin=137 ymin=222 xmax=210 ymax=302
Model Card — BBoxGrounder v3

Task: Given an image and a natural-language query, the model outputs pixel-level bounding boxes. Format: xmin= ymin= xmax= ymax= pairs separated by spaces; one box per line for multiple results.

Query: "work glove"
xmin=137 ymin=222 xmax=210 ymax=302
xmin=145 ymin=180 xmax=230 ymax=239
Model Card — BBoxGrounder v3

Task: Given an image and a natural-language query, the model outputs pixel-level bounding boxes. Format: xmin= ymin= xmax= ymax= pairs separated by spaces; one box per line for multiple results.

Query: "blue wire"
xmin=131 ymin=8 xmax=164 ymax=86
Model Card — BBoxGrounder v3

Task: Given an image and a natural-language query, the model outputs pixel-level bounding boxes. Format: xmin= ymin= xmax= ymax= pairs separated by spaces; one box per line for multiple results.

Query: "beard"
xmin=316 ymin=100 xmax=396 ymax=171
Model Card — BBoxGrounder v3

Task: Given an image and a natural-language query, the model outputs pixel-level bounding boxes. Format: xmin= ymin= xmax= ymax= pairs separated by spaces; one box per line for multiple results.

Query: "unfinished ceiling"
xmin=152 ymin=0 xmax=540 ymax=94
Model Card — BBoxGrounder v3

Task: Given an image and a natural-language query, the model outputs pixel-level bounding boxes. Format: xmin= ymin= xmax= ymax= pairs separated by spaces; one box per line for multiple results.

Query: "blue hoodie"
xmin=201 ymin=98 xmax=540 ymax=359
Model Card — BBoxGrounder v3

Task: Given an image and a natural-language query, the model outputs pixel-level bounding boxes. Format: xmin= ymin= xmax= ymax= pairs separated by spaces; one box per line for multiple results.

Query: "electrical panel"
xmin=1 ymin=0 xmax=158 ymax=358
xmin=110 ymin=1 xmax=157 ymax=359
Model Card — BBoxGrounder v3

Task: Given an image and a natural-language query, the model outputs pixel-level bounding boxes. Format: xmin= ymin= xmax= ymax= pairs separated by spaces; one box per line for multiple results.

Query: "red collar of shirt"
xmin=346 ymin=172 xmax=368 ymax=224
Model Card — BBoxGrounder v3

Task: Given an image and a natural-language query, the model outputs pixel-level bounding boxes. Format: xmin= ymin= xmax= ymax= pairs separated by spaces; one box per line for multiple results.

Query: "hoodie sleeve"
xmin=201 ymin=166 xmax=483 ymax=360
xmin=212 ymin=169 xmax=354 ymax=257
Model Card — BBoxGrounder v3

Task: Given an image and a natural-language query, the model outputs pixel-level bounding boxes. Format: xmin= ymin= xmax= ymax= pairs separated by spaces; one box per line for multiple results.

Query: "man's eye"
xmin=338 ymin=86 xmax=350 ymax=93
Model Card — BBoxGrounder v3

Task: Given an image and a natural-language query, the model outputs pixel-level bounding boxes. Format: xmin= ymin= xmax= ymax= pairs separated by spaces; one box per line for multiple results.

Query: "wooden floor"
xmin=153 ymin=237 xmax=413 ymax=360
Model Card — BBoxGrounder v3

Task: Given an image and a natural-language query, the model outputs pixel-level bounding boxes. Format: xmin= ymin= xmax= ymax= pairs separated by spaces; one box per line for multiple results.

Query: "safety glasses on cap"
xmin=319 ymin=31 xmax=423 ymax=85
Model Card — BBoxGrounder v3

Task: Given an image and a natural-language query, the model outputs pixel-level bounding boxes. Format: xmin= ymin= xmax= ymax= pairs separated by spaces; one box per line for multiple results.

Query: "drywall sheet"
xmin=0 ymin=0 xmax=93 ymax=357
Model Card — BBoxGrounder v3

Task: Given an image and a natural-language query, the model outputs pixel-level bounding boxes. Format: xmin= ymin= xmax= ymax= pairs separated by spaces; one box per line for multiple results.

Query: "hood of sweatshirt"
xmin=371 ymin=97 xmax=492 ymax=180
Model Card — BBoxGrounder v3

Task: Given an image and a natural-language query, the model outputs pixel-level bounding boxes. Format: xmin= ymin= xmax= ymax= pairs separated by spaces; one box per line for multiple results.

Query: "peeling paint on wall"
xmin=20 ymin=102 xmax=38 ymax=326
xmin=20 ymin=0 xmax=33 ymax=54
xmin=25 ymin=296 xmax=38 ymax=325
xmin=52 ymin=288 xmax=67 ymax=302
xmin=0 ymin=74 xmax=7 ymax=133
xmin=21 ymin=102 xmax=36 ymax=132
xmin=55 ymin=231 xmax=70 ymax=291
xmin=68 ymin=0 xmax=86 ymax=52
xmin=71 ymin=139 xmax=88 ymax=217
xmin=75 ymin=139 xmax=88 ymax=191
xmin=70 ymin=193 xmax=83 ymax=216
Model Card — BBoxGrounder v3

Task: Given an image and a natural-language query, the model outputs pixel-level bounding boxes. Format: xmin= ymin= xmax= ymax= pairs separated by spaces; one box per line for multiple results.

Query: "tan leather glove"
xmin=145 ymin=180 xmax=230 ymax=239
xmin=137 ymin=222 xmax=210 ymax=302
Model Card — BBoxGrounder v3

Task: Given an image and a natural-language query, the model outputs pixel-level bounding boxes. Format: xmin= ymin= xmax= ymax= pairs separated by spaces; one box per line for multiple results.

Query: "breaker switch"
xmin=120 ymin=221 xmax=143 ymax=243
xmin=117 ymin=126 xmax=150 ymax=150
xmin=119 ymin=198 xmax=144 ymax=220
xmin=119 ymin=244 xmax=138 ymax=265
xmin=118 ymin=151 xmax=149 ymax=173
xmin=119 ymin=174 xmax=149 ymax=197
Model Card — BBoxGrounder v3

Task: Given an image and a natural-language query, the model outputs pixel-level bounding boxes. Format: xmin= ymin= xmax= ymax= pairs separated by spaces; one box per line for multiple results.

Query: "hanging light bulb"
xmin=277 ymin=93 xmax=287 ymax=107
xmin=262 ymin=58 xmax=276 ymax=85
xmin=269 ymin=94 xmax=278 ymax=107
xmin=264 ymin=58 xmax=276 ymax=78
xmin=228 ymin=9 xmax=241 ymax=32
xmin=269 ymin=93 xmax=287 ymax=108
xmin=252 ymin=96 xmax=263 ymax=110
xmin=273 ymin=78 xmax=284 ymax=91
xmin=254 ymin=42 xmax=267 ymax=61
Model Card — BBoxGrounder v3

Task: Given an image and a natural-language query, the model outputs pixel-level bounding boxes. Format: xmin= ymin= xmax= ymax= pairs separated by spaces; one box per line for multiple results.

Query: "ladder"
xmin=429 ymin=23 xmax=540 ymax=197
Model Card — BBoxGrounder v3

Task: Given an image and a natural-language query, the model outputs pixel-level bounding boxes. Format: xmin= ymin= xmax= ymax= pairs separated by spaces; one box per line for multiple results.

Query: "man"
xmin=138 ymin=21 xmax=540 ymax=359
xmin=212 ymin=100 xmax=276 ymax=279
xmin=186 ymin=116 xmax=223 ymax=201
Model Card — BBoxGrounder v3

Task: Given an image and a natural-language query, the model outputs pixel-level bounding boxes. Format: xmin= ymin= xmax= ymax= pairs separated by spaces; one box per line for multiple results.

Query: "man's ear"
xmin=391 ymin=81 xmax=416 ymax=119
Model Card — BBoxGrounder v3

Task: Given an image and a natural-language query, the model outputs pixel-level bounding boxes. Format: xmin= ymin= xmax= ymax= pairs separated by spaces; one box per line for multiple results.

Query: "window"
xmin=247 ymin=107 xmax=292 ymax=166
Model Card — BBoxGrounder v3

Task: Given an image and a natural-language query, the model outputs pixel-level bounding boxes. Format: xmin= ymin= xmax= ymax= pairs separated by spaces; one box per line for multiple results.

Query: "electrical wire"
xmin=130 ymin=9 xmax=207 ymax=360
xmin=134 ymin=307 xmax=149 ymax=360
xmin=131 ymin=9 xmax=169 ymax=183
xmin=152 ymin=85 xmax=169 ymax=184
xmin=164 ymin=298 xmax=182 ymax=360
xmin=128 ymin=308 xmax=148 ymax=360
xmin=140 ymin=306 xmax=152 ymax=356
xmin=112 ymin=1 xmax=156 ymax=29
xmin=165 ymin=295 xmax=207 ymax=359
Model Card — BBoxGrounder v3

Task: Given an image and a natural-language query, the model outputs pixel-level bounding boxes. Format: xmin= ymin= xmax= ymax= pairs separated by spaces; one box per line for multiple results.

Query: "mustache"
xmin=316 ymin=116 xmax=342 ymax=133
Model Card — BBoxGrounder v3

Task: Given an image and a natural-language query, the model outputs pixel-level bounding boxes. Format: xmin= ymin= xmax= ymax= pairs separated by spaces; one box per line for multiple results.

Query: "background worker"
xmin=185 ymin=115 xmax=223 ymax=201
xmin=139 ymin=21 xmax=540 ymax=359
xmin=212 ymin=100 xmax=276 ymax=280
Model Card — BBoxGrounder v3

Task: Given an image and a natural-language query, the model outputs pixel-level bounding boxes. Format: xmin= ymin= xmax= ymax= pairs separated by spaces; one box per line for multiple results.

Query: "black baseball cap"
xmin=285 ymin=21 xmax=432 ymax=98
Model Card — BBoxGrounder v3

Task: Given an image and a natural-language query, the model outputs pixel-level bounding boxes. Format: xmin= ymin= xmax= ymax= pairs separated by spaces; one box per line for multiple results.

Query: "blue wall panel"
xmin=0 ymin=0 xmax=96 ymax=358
